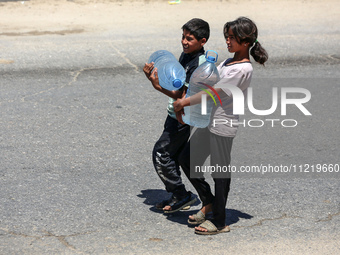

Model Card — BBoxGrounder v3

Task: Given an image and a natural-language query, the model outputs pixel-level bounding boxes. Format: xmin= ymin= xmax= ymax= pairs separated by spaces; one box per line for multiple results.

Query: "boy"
xmin=143 ymin=18 xmax=210 ymax=213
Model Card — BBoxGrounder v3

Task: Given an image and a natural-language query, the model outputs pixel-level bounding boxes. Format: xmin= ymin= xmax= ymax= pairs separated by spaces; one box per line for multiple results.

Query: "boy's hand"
xmin=175 ymin=110 xmax=185 ymax=125
xmin=143 ymin=62 xmax=162 ymax=91
xmin=143 ymin=62 xmax=154 ymax=79
xmin=174 ymin=98 xmax=185 ymax=124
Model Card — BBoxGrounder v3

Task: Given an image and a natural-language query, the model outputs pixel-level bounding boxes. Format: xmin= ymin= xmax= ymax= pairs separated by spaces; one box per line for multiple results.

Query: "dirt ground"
xmin=0 ymin=0 xmax=339 ymax=37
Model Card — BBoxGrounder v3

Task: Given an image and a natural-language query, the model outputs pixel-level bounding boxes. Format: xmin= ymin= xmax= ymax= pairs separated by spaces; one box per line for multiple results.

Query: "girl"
xmin=173 ymin=17 xmax=268 ymax=235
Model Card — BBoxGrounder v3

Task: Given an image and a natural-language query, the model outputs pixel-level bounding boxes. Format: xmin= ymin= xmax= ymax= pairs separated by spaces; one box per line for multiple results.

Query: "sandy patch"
xmin=0 ymin=0 xmax=339 ymax=36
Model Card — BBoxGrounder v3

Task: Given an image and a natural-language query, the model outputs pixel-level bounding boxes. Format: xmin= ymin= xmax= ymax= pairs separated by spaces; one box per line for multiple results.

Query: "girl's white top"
xmin=208 ymin=59 xmax=253 ymax=137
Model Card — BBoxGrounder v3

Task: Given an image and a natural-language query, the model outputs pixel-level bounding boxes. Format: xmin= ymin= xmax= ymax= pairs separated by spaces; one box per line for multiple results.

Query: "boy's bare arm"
xmin=143 ymin=62 xmax=183 ymax=99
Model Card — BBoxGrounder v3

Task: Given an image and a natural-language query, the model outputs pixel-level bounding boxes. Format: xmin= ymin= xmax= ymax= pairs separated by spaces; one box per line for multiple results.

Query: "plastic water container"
xmin=182 ymin=50 xmax=220 ymax=128
xmin=148 ymin=50 xmax=186 ymax=91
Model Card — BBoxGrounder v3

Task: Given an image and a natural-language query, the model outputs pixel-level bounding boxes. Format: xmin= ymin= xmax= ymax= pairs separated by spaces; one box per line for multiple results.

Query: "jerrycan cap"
xmin=173 ymin=79 xmax=183 ymax=88
xmin=205 ymin=50 xmax=218 ymax=63
xmin=206 ymin=56 xmax=216 ymax=63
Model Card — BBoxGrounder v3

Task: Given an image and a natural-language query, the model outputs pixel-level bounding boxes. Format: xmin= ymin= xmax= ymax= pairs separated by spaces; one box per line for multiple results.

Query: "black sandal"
xmin=155 ymin=197 xmax=174 ymax=210
xmin=163 ymin=192 xmax=197 ymax=214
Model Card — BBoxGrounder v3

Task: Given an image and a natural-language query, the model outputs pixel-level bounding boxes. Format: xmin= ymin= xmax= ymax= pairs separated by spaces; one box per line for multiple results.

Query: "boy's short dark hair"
xmin=182 ymin=18 xmax=210 ymax=42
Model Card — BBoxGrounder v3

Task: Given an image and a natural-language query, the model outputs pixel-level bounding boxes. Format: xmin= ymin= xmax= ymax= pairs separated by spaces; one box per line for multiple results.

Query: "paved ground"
xmin=0 ymin=0 xmax=339 ymax=254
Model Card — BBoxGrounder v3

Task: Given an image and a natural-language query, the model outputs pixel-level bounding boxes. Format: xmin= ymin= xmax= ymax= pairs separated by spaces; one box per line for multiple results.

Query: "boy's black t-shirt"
xmin=167 ymin=47 xmax=206 ymax=119
xmin=179 ymin=47 xmax=205 ymax=84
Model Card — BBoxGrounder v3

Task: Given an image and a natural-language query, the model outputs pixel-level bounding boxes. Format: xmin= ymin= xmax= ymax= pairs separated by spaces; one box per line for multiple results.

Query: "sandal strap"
xmin=192 ymin=210 xmax=205 ymax=221
xmin=198 ymin=220 xmax=218 ymax=232
xmin=156 ymin=197 xmax=174 ymax=208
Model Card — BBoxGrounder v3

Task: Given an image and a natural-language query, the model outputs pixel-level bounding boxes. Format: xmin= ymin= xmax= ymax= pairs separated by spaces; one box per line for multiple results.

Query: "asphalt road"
xmin=1 ymin=6 xmax=340 ymax=255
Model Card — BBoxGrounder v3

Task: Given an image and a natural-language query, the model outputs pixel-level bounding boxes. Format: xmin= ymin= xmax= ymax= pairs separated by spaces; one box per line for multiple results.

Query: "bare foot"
xmin=195 ymin=225 xmax=208 ymax=232
xmin=195 ymin=225 xmax=230 ymax=234
xmin=163 ymin=205 xmax=171 ymax=211
xmin=188 ymin=203 xmax=212 ymax=221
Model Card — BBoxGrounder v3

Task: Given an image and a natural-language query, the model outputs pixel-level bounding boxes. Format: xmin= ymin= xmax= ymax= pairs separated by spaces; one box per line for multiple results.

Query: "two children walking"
xmin=143 ymin=17 xmax=268 ymax=235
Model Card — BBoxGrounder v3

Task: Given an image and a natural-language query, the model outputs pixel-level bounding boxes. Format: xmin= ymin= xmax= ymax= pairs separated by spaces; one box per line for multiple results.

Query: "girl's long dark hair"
xmin=224 ymin=17 xmax=268 ymax=65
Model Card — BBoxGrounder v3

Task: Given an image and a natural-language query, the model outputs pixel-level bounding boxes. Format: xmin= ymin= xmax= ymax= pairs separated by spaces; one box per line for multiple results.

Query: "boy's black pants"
xmin=152 ymin=115 xmax=190 ymax=199
xmin=179 ymin=127 xmax=233 ymax=228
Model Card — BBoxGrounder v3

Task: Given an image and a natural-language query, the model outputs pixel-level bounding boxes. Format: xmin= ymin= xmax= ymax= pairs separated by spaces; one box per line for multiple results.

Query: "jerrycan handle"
xmin=205 ymin=50 xmax=218 ymax=63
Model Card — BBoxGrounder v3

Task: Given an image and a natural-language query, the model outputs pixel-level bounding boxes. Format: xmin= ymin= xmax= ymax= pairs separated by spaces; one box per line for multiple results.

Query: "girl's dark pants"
xmin=179 ymin=127 xmax=233 ymax=228
xmin=152 ymin=115 xmax=191 ymax=199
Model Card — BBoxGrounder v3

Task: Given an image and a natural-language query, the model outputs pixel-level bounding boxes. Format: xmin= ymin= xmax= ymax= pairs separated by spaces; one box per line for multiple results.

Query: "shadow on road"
xmin=138 ymin=189 xmax=253 ymax=226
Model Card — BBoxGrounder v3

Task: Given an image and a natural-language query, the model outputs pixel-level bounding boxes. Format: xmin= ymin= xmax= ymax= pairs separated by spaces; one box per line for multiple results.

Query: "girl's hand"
xmin=173 ymin=98 xmax=184 ymax=112
xmin=143 ymin=63 xmax=161 ymax=91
